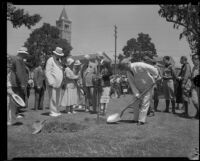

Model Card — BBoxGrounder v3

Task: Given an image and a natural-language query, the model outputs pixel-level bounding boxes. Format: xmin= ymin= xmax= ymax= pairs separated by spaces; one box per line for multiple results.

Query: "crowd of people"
xmin=7 ymin=46 xmax=113 ymax=125
xmin=7 ymin=46 xmax=199 ymax=126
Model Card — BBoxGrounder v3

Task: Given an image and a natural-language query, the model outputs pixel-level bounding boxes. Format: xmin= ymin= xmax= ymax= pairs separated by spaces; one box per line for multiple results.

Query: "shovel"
xmin=106 ymin=83 xmax=155 ymax=123
xmin=32 ymin=119 xmax=47 ymax=134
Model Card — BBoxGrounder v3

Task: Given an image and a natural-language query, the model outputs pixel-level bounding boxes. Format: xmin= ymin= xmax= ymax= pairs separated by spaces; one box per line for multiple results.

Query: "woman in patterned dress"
xmin=61 ymin=58 xmax=79 ymax=114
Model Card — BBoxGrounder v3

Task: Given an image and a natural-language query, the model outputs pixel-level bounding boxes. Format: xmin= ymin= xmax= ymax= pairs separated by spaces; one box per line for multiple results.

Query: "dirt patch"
xmin=42 ymin=121 xmax=88 ymax=133
xmin=84 ymin=117 xmax=107 ymax=124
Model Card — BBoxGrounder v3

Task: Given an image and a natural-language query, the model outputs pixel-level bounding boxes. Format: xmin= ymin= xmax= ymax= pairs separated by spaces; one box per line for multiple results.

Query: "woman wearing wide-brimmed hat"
xmin=45 ymin=47 xmax=64 ymax=117
xmin=60 ymin=58 xmax=79 ymax=114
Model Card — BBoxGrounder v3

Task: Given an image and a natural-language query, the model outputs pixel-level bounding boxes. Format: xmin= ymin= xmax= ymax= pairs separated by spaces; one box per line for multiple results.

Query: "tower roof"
xmin=59 ymin=7 xmax=69 ymax=20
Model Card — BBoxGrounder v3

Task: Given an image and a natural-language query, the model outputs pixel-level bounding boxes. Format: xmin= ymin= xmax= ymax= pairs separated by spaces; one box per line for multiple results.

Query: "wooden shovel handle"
xmin=120 ymin=83 xmax=155 ymax=117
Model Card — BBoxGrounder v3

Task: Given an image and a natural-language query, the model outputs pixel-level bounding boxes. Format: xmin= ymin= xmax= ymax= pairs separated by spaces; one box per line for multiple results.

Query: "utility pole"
xmin=114 ymin=25 xmax=117 ymax=74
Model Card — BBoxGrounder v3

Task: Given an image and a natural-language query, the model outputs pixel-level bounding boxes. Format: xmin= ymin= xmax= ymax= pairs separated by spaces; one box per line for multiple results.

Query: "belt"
xmin=163 ymin=78 xmax=173 ymax=80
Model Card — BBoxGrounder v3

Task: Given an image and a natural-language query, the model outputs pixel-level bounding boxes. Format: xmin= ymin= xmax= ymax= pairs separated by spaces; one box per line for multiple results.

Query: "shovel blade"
xmin=106 ymin=113 xmax=121 ymax=123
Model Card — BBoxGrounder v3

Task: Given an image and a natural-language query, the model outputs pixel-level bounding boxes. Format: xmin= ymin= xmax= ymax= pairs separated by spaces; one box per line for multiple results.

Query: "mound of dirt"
xmin=42 ymin=121 xmax=88 ymax=133
xmin=84 ymin=117 xmax=106 ymax=124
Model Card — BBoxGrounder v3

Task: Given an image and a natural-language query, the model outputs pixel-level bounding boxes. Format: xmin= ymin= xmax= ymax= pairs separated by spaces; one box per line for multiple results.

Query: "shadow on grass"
xmin=74 ymin=108 xmax=87 ymax=112
xmin=60 ymin=110 xmax=68 ymax=114
xmin=13 ymin=122 xmax=23 ymax=126
xmin=41 ymin=112 xmax=50 ymax=116
xmin=175 ymin=113 xmax=194 ymax=120
xmin=119 ymin=120 xmax=138 ymax=124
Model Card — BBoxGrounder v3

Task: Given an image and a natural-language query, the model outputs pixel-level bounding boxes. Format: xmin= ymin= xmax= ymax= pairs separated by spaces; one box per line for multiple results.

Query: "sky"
xmin=7 ymin=5 xmax=193 ymax=67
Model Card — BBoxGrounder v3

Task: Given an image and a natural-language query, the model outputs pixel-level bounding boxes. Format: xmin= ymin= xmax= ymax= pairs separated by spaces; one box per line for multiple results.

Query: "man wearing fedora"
xmin=45 ymin=47 xmax=64 ymax=117
xmin=9 ymin=47 xmax=30 ymax=119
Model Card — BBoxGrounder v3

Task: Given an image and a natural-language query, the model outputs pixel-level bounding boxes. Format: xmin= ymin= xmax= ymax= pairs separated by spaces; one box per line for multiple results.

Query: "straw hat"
xmin=84 ymin=54 xmax=90 ymax=60
xmin=53 ymin=47 xmax=64 ymax=56
xmin=74 ymin=60 xmax=81 ymax=66
xmin=17 ymin=47 xmax=29 ymax=54
xmin=66 ymin=57 xmax=74 ymax=65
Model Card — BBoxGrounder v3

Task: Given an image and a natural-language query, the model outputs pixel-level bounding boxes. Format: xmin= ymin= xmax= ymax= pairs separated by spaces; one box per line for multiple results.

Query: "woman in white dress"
xmin=61 ymin=58 xmax=79 ymax=114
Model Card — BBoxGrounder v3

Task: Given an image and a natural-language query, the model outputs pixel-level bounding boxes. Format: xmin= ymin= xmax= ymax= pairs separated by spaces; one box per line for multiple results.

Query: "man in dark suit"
xmin=33 ymin=60 xmax=46 ymax=110
xmin=9 ymin=47 xmax=29 ymax=118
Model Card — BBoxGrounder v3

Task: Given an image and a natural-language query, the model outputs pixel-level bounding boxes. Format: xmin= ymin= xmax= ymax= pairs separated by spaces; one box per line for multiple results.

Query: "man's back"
xmin=10 ymin=56 xmax=29 ymax=88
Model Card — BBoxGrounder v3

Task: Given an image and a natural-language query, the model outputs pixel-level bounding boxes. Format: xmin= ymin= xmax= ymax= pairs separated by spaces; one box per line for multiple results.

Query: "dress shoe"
xmin=148 ymin=112 xmax=155 ymax=117
xmin=137 ymin=121 xmax=145 ymax=126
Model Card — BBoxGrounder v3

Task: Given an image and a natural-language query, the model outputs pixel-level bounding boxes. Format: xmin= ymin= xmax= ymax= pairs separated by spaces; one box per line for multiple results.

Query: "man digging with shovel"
xmin=107 ymin=57 xmax=161 ymax=125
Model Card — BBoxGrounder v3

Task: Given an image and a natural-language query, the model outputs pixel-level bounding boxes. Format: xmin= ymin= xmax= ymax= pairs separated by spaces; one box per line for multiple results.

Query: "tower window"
xmin=65 ymin=24 xmax=69 ymax=30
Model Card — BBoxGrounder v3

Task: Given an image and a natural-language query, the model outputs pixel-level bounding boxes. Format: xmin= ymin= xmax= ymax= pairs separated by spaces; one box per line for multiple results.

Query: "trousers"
xmin=34 ymin=87 xmax=45 ymax=110
xmin=132 ymin=91 xmax=151 ymax=123
xmin=48 ymin=86 xmax=62 ymax=113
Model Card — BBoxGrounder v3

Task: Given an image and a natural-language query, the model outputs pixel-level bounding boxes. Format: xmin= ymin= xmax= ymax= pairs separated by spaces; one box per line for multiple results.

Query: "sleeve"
xmin=143 ymin=63 xmax=159 ymax=79
xmin=93 ymin=63 xmax=97 ymax=74
xmin=126 ymin=71 xmax=140 ymax=96
xmin=65 ymin=68 xmax=79 ymax=79
xmin=7 ymin=73 xmax=14 ymax=95
xmin=45 ymin=58 xmax=54 ymax=86
xmin=33 ymin=68 xmax=38 ymax=86
xmin=171 ymin=66 xmax=178 ymax=80
xmin=182 ymin=64 xmax=191 ymax=85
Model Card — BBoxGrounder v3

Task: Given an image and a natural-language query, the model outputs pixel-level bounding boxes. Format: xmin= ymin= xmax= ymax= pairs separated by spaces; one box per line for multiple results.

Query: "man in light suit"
xmin=120 ymin=58 xmax=160 ymax=125
xmin=45 ymin=47 xmax=64 ymax=117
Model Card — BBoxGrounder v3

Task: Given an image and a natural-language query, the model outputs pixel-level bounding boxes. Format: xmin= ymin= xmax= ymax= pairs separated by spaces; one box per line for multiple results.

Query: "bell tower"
xmin=56 ymin=7 xmax=72 ymax=44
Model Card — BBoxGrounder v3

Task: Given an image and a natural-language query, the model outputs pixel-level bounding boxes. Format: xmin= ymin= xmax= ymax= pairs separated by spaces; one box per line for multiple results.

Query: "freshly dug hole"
xmin=42 ymin=121 xmax=88 ymax=133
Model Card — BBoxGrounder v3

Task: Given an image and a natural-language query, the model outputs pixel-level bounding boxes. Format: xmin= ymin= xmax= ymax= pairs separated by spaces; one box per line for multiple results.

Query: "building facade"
xmin=56 ymin=8 xmax=72 ymax=44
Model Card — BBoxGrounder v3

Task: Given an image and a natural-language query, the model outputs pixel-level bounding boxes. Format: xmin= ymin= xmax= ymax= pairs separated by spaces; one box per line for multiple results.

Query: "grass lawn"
xmin=7 ymin=89 xmax=199 ymax=159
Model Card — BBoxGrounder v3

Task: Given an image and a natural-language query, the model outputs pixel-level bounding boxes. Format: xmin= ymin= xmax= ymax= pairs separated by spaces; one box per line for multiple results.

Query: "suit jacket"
xmin=128 ymin=62 xmax=159 ymax=93
xmin=33 ymin=66 xmax=46 ymax=89
xmin=45 ymin=57 xmax=63 ymax=88
xmin=179 ymin=63 xmax=192 ymax=85
xmin=10 ymin=56 xmax=29 ymax=88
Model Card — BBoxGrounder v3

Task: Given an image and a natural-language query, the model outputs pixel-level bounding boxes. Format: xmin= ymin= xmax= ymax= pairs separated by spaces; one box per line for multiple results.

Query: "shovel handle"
xmin=119 ymin=83 xmax=155 ymax=118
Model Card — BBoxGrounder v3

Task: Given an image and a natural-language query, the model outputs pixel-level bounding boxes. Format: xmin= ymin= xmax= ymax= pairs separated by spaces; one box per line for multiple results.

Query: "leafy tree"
xmin=122 ymin=33 xmax=157 ymax=62
xmin=158 ymin=3 xmax=200 ymax=54
xmin=117 ymin=53 xmax=124 ymax=62
xmin=7 ymin=2 xmax=42 ymax=29
xmin=24 ymin=23 xmax=72 ymax=68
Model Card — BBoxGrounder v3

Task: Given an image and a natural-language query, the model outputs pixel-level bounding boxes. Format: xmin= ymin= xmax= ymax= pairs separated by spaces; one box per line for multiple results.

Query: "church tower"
xmin=56 ymin=7 xmax=72 ymax=44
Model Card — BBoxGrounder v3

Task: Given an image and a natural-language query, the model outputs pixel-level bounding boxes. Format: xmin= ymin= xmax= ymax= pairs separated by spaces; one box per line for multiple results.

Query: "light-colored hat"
xmin=66 ymin=57 xmax=74 ymax=65
xmin=96 ymin=51 xmax=104 ymax=57
xmin=17 ymin=47 xmax=29 ymax=54
xmin=120 ymin=57 xmax=132 ymax=65
xmin=74 ymin=60 xmax=81 ymax=66
xmin=84 ymin=54 xmax=90 ymax=60
xmin=53 ymin=47 xmax=64 ymax=56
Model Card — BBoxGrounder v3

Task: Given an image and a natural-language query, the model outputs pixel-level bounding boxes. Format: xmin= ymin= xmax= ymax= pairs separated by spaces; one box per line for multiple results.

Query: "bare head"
xmin=119 ymin=57 xmax=131 ymax=71
xmin=180 ymin=56 xmax=187 ymax=65
xmin=191 ymin=54 xmax=199 ymax=67
xmin=163 ymin=56 xmax=171 ymax=66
